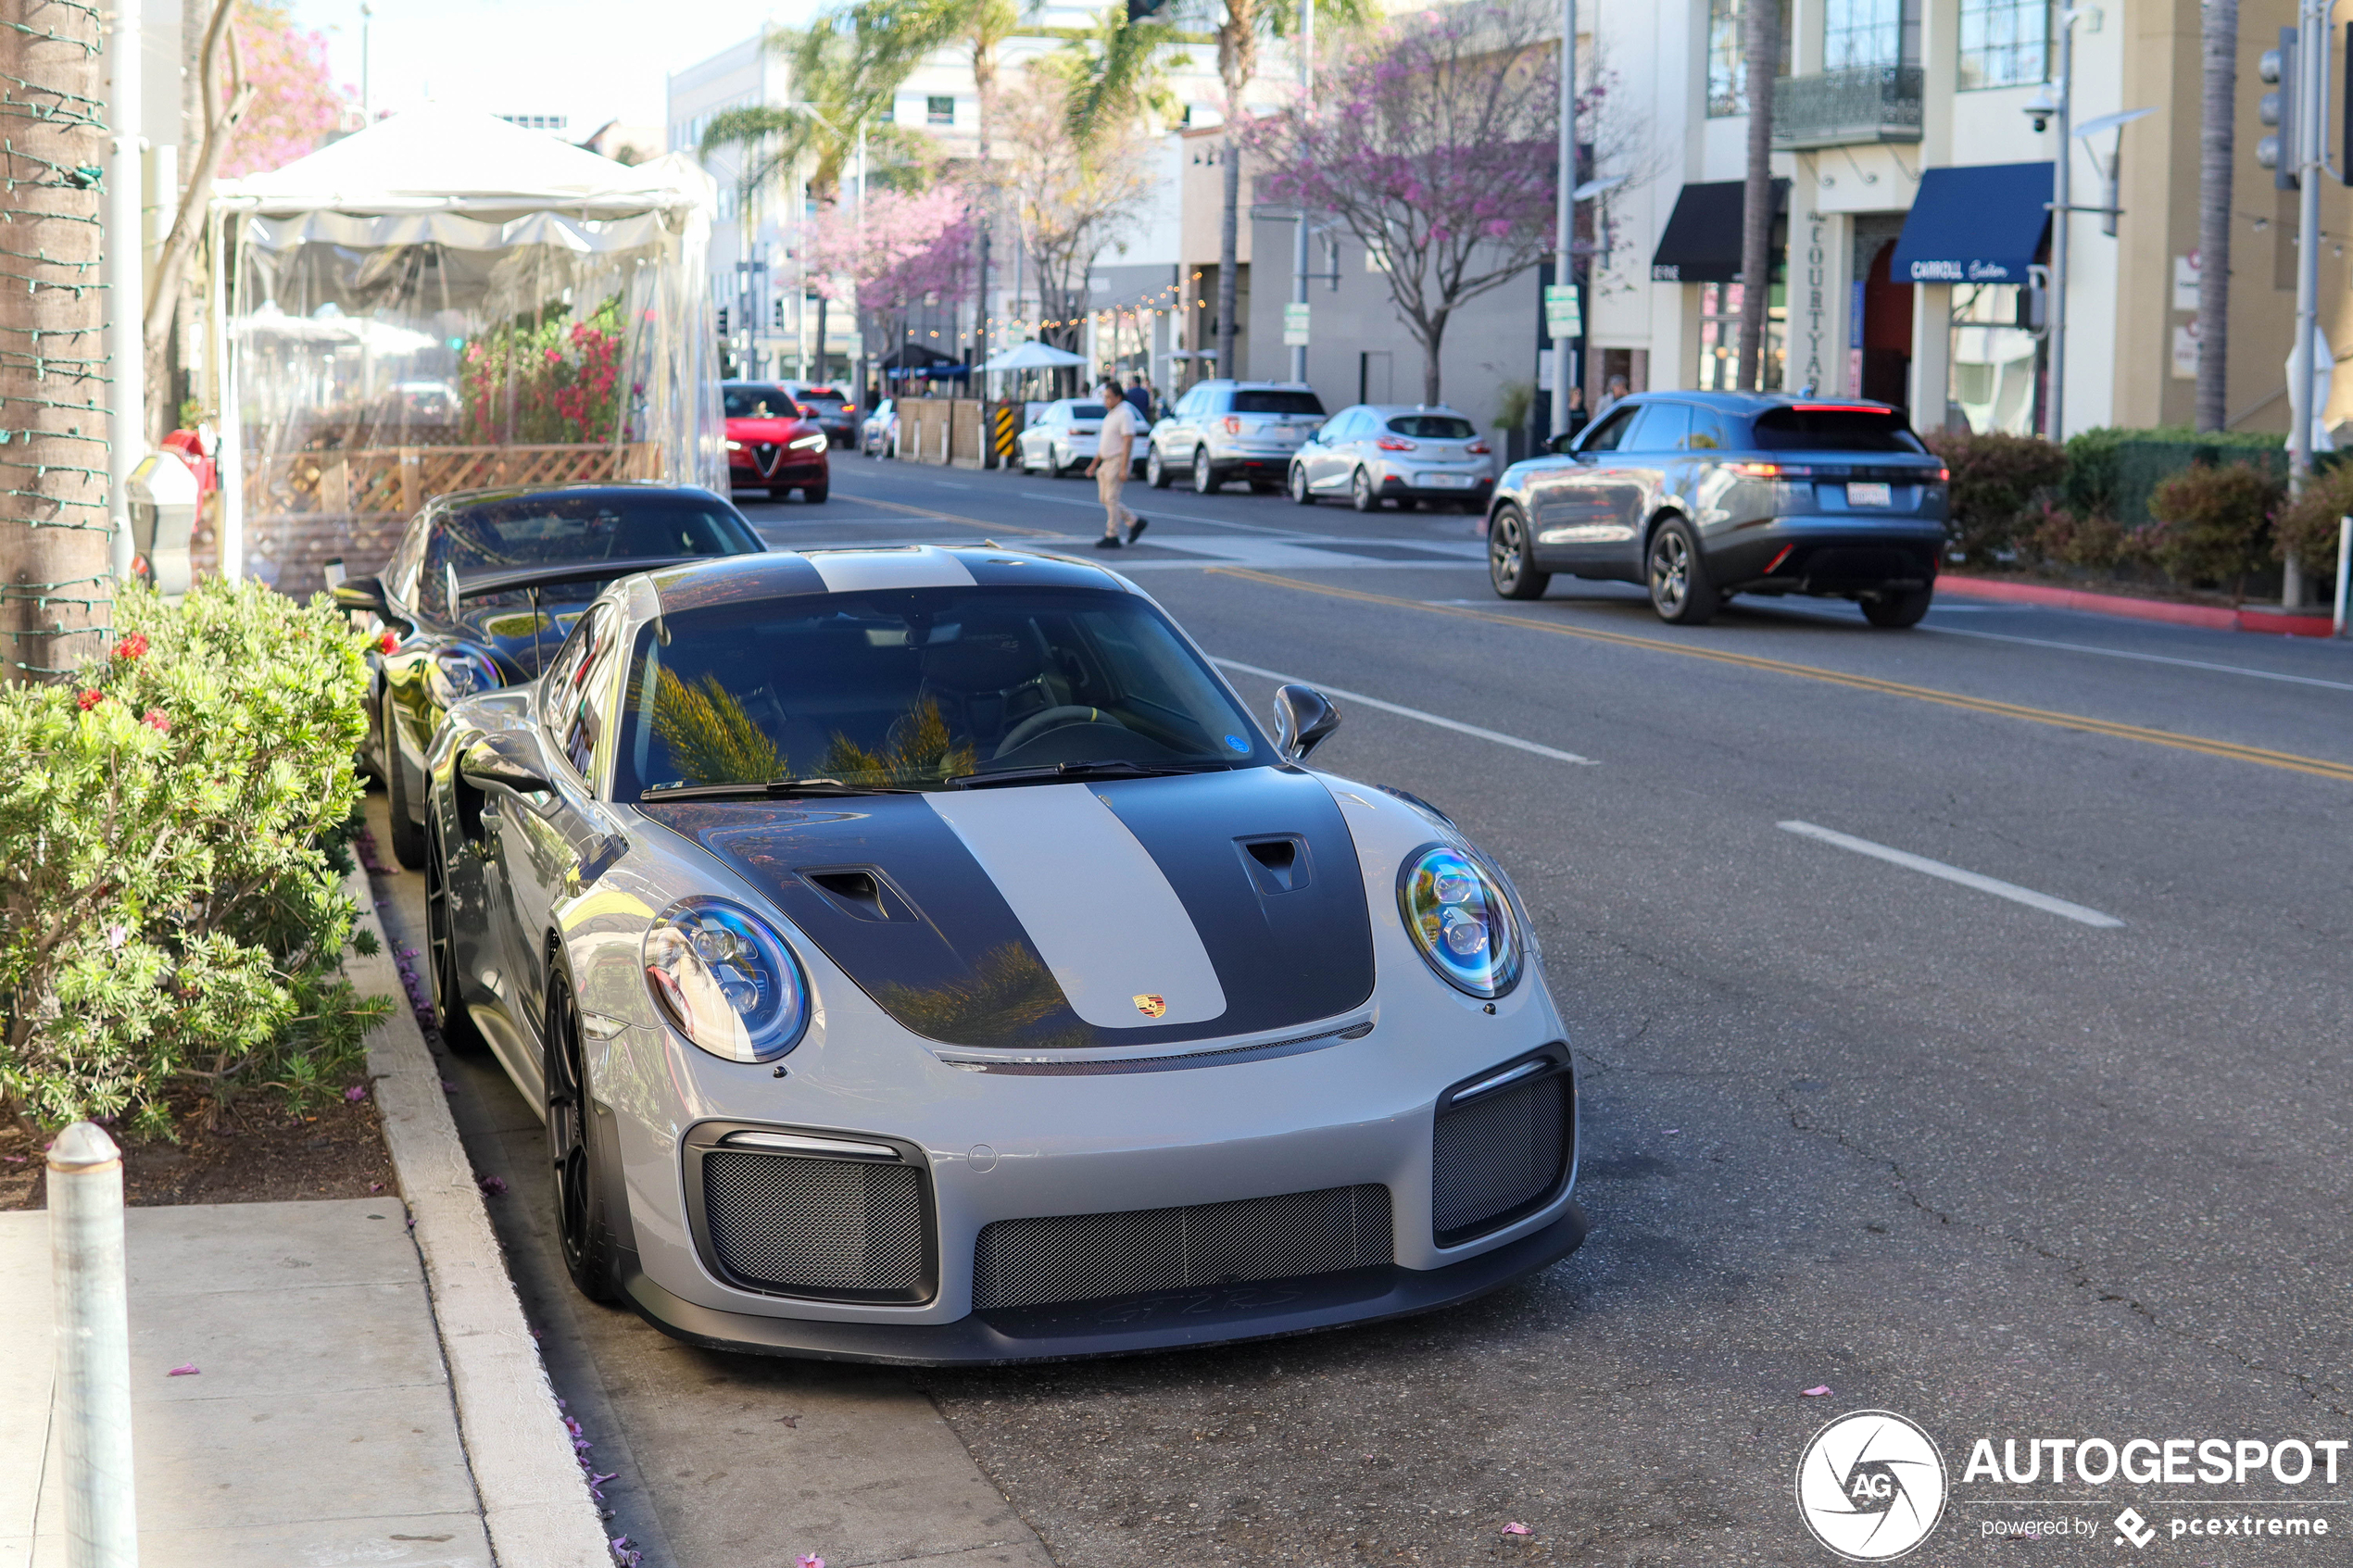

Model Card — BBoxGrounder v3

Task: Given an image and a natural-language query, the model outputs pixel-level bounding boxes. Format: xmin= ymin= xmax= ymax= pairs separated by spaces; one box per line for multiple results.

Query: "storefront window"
xmin=1948 ymin=282 xmax=2039 ymax=433
xmin=1958 ymin=0 xmax=2048 ymax=89
xmin=1697 ymin=282 xmax=1787 ymax=391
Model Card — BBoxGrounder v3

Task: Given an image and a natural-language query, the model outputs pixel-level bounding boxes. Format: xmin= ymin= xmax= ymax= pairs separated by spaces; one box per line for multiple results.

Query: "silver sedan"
xmin=1290 ymin=405 xmax=1496 ymax=513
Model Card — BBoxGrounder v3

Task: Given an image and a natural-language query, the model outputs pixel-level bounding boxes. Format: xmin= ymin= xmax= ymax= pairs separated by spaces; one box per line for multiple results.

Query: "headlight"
xmin=1398 ymin=844 xmax=1523 ymax=998
xmin=788 ymin=433 xmax=826 ymax=451
xmin=425 ymin=646 xmax=502 ymax=708
xmin=725 ymin=438 xmax=744 ymax=451
xmin=642 ymin=897 xmax=810 ymax=1061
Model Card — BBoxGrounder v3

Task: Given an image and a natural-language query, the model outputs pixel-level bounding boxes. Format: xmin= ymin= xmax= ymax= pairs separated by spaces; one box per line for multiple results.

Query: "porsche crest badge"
xmin=1132 ymin=994 xmax=1167 ymax=1019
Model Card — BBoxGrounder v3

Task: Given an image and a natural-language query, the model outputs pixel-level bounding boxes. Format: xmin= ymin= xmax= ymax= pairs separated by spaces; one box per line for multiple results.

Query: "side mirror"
xmin=333 ymin=575 xmax=392 ymax=618
xmin=460 ymin=734 xmax=554 ymax=796
xmin=1545 ymin=433 xmax=1579 ymax=456
xmin=1272 ymin=684 xmax=1341 ymax=763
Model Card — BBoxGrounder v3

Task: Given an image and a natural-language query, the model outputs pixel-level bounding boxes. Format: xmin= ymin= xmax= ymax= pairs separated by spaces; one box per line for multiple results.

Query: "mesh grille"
xmin=702 ymin=1150 xmax=927 ymax=1296
xmin=972 ymin=1185 xmax=1392 ymax=1311
xmin=1432 ymin=1073 xmax=1567 ymax=1242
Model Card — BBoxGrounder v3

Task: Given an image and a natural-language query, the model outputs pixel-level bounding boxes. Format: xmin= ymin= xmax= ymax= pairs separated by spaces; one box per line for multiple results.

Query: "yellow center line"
xmin=823 ymin=490 xmax=1063 ymax=538
xmin=1206 ymin=567 xmax=2353 ymax=784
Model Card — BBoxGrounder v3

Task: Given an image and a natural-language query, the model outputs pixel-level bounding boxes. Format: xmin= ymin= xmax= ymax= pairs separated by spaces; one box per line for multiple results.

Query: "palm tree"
xmin=1735 ymin=0 xmax=1779 ymax=390
xmin=2196 ymin=0 xmax=2233 ymax=431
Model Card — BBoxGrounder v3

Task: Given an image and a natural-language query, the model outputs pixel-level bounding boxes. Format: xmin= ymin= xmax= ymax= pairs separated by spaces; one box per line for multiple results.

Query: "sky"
xmin=290 ymin=0 xmax=827 ymax=137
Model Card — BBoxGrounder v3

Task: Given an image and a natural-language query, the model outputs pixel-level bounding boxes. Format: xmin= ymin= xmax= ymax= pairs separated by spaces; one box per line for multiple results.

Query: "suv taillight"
xmin=1222 ymin=416 xmax=1242 ymax=435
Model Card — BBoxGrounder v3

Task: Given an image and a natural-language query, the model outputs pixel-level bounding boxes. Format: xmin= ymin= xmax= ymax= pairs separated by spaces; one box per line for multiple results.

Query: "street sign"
xmin=1283 ymin=302 xmax=1310 ymax=346
xmin=1543 ymin=284 xmax=1581 ymax=338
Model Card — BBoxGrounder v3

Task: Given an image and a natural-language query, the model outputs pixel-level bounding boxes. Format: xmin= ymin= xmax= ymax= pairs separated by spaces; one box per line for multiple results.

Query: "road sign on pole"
xmin=1283 ymin=302 xmax=1310 ymax=346
xmin=1543 ymin=284 xmax=1582 ymax=339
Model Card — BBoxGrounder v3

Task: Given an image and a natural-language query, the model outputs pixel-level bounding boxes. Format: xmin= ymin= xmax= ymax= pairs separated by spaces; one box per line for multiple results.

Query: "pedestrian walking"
xmin=1124 ymin=373 xmax=1153 ymax=423
xmin=1087 ymin=379 xmax=1149 ymax=549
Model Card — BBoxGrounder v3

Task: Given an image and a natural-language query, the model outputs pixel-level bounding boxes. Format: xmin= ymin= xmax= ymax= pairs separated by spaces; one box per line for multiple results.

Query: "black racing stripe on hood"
xmin=640 ymin=793 xmax=1361 ymax=1050
xmin=1090 ymin=768 xmax=1374 ymax=1029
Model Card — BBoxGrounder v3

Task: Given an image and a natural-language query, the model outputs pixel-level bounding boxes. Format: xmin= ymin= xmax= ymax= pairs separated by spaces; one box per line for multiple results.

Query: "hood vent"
xmin=1238 ymin=834 xmax=1310 ymax=895
xmin=801 ymin=867 xmax=914 ymax=923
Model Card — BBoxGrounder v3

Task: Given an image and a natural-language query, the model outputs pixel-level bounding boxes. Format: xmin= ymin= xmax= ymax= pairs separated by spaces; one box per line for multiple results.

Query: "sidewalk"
xmin=0 ymin=1199 xmax=491 ymax=1567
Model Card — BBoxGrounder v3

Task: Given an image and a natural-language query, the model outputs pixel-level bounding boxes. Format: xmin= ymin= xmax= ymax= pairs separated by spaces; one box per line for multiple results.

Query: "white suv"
xmin=1146 ymin=381 xmax=1327 ymax=494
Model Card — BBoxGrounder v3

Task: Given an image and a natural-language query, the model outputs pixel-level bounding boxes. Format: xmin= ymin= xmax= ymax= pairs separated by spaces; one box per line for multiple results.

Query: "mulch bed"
xmin=0 ymin=1087 xmax=395 ymax=1211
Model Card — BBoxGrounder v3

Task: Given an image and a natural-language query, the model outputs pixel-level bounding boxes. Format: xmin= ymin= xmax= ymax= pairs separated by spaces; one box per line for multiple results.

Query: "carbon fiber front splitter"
xmin=618 ymin=1200 xmax=1588 ymax=1367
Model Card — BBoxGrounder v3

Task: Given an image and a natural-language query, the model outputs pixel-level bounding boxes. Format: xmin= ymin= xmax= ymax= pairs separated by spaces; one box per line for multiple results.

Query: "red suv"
xmin=724 ymin=382 xmax=830 ymax=503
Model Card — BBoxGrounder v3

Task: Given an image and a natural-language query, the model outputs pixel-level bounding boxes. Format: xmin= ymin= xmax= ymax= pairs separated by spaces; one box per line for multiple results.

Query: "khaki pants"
xmin=1097 ymin=444 xmax=1137 ymax=533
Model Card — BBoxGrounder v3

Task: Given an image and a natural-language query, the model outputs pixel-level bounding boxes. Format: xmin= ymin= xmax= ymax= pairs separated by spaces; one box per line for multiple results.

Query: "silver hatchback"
xmin=1289 ymin=405 xmax=1495 ymax=513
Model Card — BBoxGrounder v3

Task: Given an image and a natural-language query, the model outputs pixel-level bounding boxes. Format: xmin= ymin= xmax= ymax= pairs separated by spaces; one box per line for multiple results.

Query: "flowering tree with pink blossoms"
xmin=219 ymin=2 xmax=349 ymax=179
xmin=804 ymin=186 xmax=975 ymax=366
xmin=1239 ymin=2 xmax=1559 ymax=406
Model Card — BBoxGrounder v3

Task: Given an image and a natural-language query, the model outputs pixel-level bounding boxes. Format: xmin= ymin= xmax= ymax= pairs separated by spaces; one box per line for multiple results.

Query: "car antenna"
xmin=982 ymin=538 xmax=1000 ymax=548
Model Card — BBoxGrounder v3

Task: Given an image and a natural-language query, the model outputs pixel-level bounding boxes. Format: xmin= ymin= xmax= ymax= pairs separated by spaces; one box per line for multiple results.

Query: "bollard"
xmin=49 ymin=1122 xmax=139 ymax=1567
xmin=2335 ymin=515 xmax=2350 ymax=639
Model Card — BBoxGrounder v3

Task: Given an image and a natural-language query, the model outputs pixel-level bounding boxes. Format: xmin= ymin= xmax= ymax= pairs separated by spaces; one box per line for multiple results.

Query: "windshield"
xmin=724 ymin=385 xmax=801 ymax=419
xmin=1751 ymin=407 xmax=1926 ymax=453
xmin=427 ymin=495 xmax=758 ymax=611
xmin=1234 ymin=390 xmax=1326 ymax=416
xmin=1387 ymin=415 xmax=1475 ymax=439
xmin=615 ymin=586 xmax=1269 ymax=798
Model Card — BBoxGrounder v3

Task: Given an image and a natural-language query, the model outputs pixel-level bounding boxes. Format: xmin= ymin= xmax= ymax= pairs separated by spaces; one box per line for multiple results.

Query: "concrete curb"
xmin=1939 ymin=572 xmax=2340 ymax=637
xmin=345 ymin=867 xmax=614 ymax=1568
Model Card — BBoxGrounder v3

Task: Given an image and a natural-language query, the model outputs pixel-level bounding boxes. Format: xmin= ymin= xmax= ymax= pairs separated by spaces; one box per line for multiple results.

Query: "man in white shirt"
xmin=1086 ymin=379 xmax=1149 ymax=549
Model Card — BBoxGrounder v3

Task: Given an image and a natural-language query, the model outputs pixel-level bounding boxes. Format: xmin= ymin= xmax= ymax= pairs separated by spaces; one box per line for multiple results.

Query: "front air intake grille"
xmin=972 ymin=1185 xmax=1393 ymax=1311
xmin=699 ymin=1148 xmax=931 ymax=1302
xmin=1432 ymin=1055 xmax=1572 ymax=1247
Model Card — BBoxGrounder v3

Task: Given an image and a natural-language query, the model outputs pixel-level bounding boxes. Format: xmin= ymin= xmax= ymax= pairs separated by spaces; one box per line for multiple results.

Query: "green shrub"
xmin=2019 ymin=500 xmax=2135 ymax=571
xmin=2143 ymin=461 xmax=2282 ymax=595
xmin=2271 ymin=460 xmax=2353 ymax=580
xmin=0 ymin=579 xmax=388 ymax=1134
xmin=2062 ymin=425 xmax=2287 ymax=531
xmin=1923 ymin=429 xmax=2067 ymax=561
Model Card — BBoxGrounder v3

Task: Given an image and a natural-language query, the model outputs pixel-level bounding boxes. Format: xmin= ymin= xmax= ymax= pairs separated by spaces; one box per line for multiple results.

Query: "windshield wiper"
xmin=945 ymin=759 xmax=1232 ymax=789
xmin=639 ymin=777 xmax=915 ymax=801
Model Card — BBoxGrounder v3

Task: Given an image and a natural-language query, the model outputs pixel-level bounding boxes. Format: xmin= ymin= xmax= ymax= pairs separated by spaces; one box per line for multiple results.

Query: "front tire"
xmin=1148 ymin=448 xmax=1173 ymax=488
xmin=383 ymin=704 xmax=427 ymax=870
xmin=1489 ymin=506 xmax=1551 ymax=599
xmin=547 ymin=959 xmax=621 ymax=1303
xmin=1646 ymin=518 xmax=1719 ymax=625
xmin=1289 ymin=465 xmax=1316 ymax=506
xmin=1192 ymin=448 xmax=1218 ymax=494
xmin=423 ymin=814 xmax=489 ymax=1056
xmin=1862 ymin=586 xmax=1933 ymax=628
xmin=802 ymin=481 xmax=828 ymax=503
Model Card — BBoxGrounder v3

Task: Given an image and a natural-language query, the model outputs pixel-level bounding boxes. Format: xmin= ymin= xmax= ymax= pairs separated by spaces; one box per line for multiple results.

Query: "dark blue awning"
xmin=1890 ymin=162 xmax=2052 ymax=284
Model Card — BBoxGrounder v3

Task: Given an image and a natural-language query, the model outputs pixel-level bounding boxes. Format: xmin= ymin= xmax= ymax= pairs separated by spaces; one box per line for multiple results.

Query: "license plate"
xmin=1847 ymin=482 xmax=1892 ymax=507
xmin=1419 ymin=472 xmax=1472 ymax=488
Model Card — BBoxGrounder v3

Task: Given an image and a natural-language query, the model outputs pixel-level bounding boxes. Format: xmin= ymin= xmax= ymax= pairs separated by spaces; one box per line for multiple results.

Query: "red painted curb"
xmin=1937 ymin=573 xmax=2338 ymax=637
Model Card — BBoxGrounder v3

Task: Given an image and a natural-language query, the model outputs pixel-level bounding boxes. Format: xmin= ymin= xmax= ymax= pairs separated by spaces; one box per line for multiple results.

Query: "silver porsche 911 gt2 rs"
xmin=421 ymin=544 xmax=1585 ymax=1362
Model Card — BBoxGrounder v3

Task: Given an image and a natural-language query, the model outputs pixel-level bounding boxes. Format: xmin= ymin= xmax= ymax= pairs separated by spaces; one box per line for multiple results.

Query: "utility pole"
xmin=107 ymin=0 xmax=145 ymax=583
xmin=1549 ymin=0 xmax=1576 ymax=436
xmin=2041 ymin=8 xmax=2079 ymax=443
xmin=2283 ymin=0 xmax=2329 ymax=605
xmin=359 ymin=3 xmax=372 ymax=120
xmin=1289 ymin=0 xmax=1313 ymax=384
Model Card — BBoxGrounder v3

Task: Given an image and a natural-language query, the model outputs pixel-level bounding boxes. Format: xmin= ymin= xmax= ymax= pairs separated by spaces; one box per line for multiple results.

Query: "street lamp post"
xmin=2284 ymin=0 xmax=2329 ymax=606
xmin=1290 ymin=0 xmax=1314 ymax=384
xmin=359 ymin=3 xmax=372 ymax=120
xmin=1549 ymin=0 xmax=1577 ymax=440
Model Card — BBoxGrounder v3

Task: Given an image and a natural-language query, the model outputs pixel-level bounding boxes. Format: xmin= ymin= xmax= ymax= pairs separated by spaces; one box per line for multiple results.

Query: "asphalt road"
xmin=372 ymin=452 xmax=2353 ymax=1567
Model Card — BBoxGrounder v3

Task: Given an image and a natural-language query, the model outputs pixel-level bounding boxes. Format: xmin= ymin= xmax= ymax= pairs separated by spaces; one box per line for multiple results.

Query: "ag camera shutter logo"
xmin=1795 ymin=1411 xmax=1948 ymax=1561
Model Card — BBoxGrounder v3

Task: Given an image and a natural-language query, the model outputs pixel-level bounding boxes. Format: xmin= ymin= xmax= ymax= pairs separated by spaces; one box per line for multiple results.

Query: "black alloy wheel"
xmin=1646 ymin=518 xmax=1719 ymax=625
xmin=383 ymin=704 xmax=428 ymax=869
xmin=1489 ymin=506 xmax=1551 ymax=600
xmin=422 ymin=816 xmax=488 ymax=1055
xmin=547 ymin=962 xmax=620 ymax=1302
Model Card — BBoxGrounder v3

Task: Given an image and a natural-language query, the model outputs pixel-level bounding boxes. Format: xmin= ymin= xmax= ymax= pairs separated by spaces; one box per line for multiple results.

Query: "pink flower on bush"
xmin=114 ymin=633 xmax=148 ymax=661
xmin=378 ymin=632 xmax=398 ymax=655
xmin=76 ymin=689 xmax=104 ymax=711
xmin=143 ymin=709 xmax=170 ymax=733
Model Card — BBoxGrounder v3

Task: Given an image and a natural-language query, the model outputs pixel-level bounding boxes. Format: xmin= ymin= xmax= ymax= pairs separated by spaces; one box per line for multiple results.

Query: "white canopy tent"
xmin=208 ymin=109 xmax=723 ymax=590
xmin=979 ymin=342 xmax=1088 ymax=371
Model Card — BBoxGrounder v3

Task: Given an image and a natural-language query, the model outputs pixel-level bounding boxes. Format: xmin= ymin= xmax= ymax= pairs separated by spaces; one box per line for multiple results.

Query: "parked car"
xmin=333 ymin=483 xmax=767 ymax=869
xmin=1289 ymin=404 xmax=1493 ymax=513
xmin=723 ymin=382 xmax=830 ymax=502
xmin=1484 ymin=393 xmax=1949 ymax=627
xmin=418 ymin=543 xmax=1586 ymax=1361
xmin=859 ymin=397 xmax=899 ymax=457
xmin=781 ymin=381 xmax=859 ymax=446
xmin=1016 ymin=398 xmax=1106 ymax=477
xmin=1146 ymin=380 xmax=1327 ymax=493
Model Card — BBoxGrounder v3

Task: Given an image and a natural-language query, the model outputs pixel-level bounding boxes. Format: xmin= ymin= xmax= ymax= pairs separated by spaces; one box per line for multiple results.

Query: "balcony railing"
xmin=1770 ymin=66 xmax=1925 ymax=150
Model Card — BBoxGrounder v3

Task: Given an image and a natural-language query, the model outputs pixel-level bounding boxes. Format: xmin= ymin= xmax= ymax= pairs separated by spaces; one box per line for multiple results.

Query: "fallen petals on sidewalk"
xmin=1802 ymin=1386 xmax=1833 ymax=1397
xmin=1502 ymin=1523 xmax=1530 ymax=1537
xmin=167 ymin=1363 xmax=199 ymax=1377
xmin=797 ymin=1555 xmax=826 ymax=1568
xmin=478 ymin=1174 xmax=508 ymax=1197
xmin=345 ymin=1084 xmax=369 ymax=1102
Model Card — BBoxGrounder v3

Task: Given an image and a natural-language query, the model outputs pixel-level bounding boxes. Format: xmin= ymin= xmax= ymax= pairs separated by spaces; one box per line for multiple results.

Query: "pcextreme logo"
xmin=1796 ymin=1411 xmax=1950 ymax=1562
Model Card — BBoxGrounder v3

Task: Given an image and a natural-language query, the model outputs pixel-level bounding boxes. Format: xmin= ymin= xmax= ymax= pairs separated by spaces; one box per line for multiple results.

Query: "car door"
xmin=1305 ymin=408 xmax=1357 ymax=490
xmin=1169 ymin=390 xmax=1209 ymax=463
xmin=1597 ymin=401 xmax=1692 ymax=576
xmin=1529 ymin=403 xmax=1639 ymax=564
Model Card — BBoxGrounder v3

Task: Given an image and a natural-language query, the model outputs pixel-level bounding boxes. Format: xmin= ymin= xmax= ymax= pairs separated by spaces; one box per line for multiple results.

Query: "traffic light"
xmin=2259 ymin=28 xmax=2296 ymax=191
xmin=717 ymin=306 xmax=730 ymax=335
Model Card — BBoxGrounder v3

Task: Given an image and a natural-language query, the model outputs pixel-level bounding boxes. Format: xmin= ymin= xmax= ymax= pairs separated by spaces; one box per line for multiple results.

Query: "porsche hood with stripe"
xmin=642 ymin=765 xmax=1375 ymax=1051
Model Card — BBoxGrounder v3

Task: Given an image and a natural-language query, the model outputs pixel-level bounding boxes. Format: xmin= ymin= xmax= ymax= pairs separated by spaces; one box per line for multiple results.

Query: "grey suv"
xmin=1485 ymin=393 xmax=1949 ymax=627
xmin=1147 ymin=380 xmax=1327 ymax=493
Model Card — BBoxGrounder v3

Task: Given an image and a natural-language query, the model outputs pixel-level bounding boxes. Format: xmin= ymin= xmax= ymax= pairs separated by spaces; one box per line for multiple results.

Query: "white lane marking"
xmin=1928 ymin=626 xmax=2353 ymax=692
xmin=931 ymin=480 xmax=975 ymax=489
xmin=1777 ymin=821 xmax=2124 ymax=928
xmin=1212 ymin=657 xmax=1600 ymax=764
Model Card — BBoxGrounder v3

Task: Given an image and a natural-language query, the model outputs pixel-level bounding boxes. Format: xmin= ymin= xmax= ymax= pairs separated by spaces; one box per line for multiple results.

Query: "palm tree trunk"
xmin=1217 ymin=134 xmax=1241 ymax=378
xmin=2196 ymin=0 xmax=2234 ymax=432
xmin=1736 ymin=0 xmax=1779 ymax=390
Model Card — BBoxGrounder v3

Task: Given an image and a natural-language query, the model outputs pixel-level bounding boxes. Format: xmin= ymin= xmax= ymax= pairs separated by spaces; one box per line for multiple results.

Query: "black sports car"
xmin=333 ymin=483 xmax=767 ymax=869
